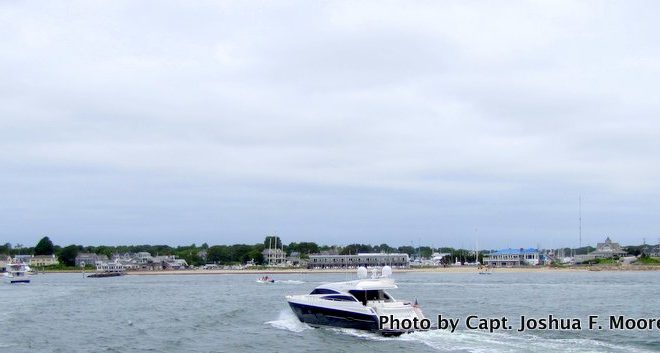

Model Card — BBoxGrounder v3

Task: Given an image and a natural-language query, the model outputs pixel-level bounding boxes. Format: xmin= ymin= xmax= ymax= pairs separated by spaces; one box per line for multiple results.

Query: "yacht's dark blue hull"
xmin=9 ymin=279 xmax=30 ymax=284
xmin=288 ymin=301 xmax=380 ymax=331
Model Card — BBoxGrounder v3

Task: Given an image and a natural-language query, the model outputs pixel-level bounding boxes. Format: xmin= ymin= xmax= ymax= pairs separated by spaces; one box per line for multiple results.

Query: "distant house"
xmin=262 ymin=248 xmax=286 ymax=266
xmin=14 ymin=254 xmax=33 ymax=263
xmin=641 ymin=245 xmax=660 ymax=257
xmin=0 ymin=255 xmax=10 ymax=272
xmin=162 ymin=258 xmax=188 ymax=270
xmin=286 ymin=252 xmax=303 ymax=267
xmin=75 ymin=253 xmax=109 ymax=267
xmin=95 ymin=259 xmax=126 ymax=272
xmin=575 ymin=237 xmax=628 ymax=263
xmin=135 ymin=252 xmax=154 ymax=264
xmin=30 ymin=254 xmax=59 ymax=267
xmin=649 ymin=246 xmax=660 ymax=257
xmin=482 ymin=248 xmax=540 ymax=267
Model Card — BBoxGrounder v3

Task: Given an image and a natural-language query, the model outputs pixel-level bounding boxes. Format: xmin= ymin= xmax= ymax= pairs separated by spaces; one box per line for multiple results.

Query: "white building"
xmin=575 ymin=237 xmax=628 ymax=263
xmin=76 ymin=253 xmax=109 ymax=267
xmin=308 ymin=253 xmax=410 ymax=269
xmin=262 ymin=248 xmax=286 ymax=266
xmin=30 ymin=254 xmax=59 ymax=266
xmin=482 ymin=248 xmax=540 ymax=267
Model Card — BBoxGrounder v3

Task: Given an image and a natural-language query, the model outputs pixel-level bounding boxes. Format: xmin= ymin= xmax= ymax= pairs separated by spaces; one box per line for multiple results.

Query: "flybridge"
xmin=316 ymin=278 xmax=398 ymax=292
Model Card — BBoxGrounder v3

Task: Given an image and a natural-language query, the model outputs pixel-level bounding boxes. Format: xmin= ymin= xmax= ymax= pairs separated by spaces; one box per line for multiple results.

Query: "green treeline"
xmin=3 ymin=237 xmax=656 ymax=268
xmin=1 ymin=237 xmax=480 ymax=267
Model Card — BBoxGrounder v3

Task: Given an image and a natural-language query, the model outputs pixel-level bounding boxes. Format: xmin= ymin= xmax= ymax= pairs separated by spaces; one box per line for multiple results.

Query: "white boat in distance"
xmin=256 ymin=276 xmax=275 ymax=283
xmin=286 ymin=266 xmax=429 ymax=336
xmin=3 ymin=261 xmax=31 ymax=284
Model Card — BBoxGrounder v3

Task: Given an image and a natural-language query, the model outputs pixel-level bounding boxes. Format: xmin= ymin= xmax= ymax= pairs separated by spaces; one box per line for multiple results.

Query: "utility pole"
xmin=579 ymin=195 xmax=582 ymax=249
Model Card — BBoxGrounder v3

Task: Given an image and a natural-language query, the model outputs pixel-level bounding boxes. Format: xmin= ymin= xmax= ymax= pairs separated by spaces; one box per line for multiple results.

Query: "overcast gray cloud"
xmin=1 ymin=1 xmax=659 ymax=248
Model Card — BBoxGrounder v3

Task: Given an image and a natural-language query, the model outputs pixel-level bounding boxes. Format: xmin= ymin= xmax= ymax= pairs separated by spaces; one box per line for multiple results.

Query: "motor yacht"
xmin=3 ymin=261 xmax=31 ymax=284
xmin=286 ymin=266 xmax=428 ymax=336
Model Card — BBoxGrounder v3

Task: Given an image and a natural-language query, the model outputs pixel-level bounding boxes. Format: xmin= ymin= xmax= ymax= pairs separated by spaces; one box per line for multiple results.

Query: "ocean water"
xmin=1 ymin=271 xmax=659 ymax=353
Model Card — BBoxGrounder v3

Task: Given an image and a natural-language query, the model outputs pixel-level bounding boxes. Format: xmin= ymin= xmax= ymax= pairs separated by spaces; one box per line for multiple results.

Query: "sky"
xmin=1 ymin=1 xmax=660 ymax=249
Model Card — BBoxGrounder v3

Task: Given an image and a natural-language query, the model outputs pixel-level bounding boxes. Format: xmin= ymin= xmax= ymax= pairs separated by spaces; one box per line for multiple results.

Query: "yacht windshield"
xmin=321 ymin=295 xmax=358 ymax=302
xmin=310 ymin=288 xmax=340 ymax=295
xmin=349 ymin=290 xmax=393 ymax=305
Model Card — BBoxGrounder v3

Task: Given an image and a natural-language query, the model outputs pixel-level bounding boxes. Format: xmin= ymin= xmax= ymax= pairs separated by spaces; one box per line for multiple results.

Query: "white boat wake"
xmin=265 ymin=309 xmax=310 ymax=333
xmin=272 ymin=321 xmax=655 ymax=353
xmin=275 ymin=280 xmax=305 ymax=284
xmin=393 ymin=329 xmax=656 ymax=353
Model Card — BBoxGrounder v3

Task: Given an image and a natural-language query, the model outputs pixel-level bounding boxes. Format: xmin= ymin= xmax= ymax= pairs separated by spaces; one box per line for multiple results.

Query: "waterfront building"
xmin=30 ymin=254 xmax=59 ymax=267
xmin=640 ymin=244 xmax=660 ymax=257
xmin=482 ymin=248 xmax=540 ymax=267
xmin=95 ymin=259 xmax=126 ymax=272
xmin=0 ymin=255 xmax=10 ymax=272
xmin=135 ymin=252 xmax=154 ymax=264
xmin=14 ymin=254 xmax=33 ymax=263
xmin=574 ymin=237 xmax=628 ymax=263
xmin=94 ymin=253 xmax=188 ymax=271
xmin=152 ymin=255 xmax=188 ymax=270
xmin=649 ymin=245 xmax=660 ymax=257
xmin=1 ymin=254 xmax=60 ymax=267
xmin=75 ymin=253 xmax=109 ymax=267
xmin=262 ymin=248 xmax=286 ymax=266
xmin=286 ymin=251 xmax=303 ymax=267
xmin=307 ymin=253 xmax=410 ymax=269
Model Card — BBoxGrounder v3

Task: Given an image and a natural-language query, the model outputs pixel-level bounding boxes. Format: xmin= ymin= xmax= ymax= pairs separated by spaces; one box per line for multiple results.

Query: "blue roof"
xmin=490 ymin=248 xmax=538 ymax=255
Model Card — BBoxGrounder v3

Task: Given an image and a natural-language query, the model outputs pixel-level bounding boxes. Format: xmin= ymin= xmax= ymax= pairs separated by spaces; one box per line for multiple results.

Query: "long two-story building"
xmin=307 ymin=253 xmax=410 ymax=269
xmin=482 ymin=248 xmax=540 ymax=267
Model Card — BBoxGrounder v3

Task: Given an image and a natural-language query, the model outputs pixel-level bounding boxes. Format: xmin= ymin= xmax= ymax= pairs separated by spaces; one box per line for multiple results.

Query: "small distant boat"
xmin=3 ymin=261 xmax=31 ymax=284
xmin=256 ymin=276 xmax=275 ymax=283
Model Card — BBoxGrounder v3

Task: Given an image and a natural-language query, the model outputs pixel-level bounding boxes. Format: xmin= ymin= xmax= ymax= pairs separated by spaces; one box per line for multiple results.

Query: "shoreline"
xmin=38 ymin=265 xmax=660 ymax=276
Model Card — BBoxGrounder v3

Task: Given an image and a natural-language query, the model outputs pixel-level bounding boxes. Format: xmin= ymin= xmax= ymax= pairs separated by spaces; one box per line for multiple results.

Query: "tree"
xmin=59 ymin=245 xmax=79 ymax=266
xmin=231 ymin=244 xmax=254 ymax=263
xmin=340 ymin=244 xmax=373 ymax=255
xmin=375 ymin=243 xmax=394 ymax=253
xmin=418 ymin=246 xmax=433 ymax=258
xmin=264 ymin=236 xmax=282 ymax=249
xmin=248 ymin=247 xmax=264 ymax=264
xmin=34 ymin=236 xmax=55 ymax=255
xmin=287 ymin=242 xmax=319 ymax=256
xmin=206 ymin=245 xmax=229 ymax=264
xmin=298 ymin=242 xmax=319 ymax=256
xmin=95 ymin=245 xmax=113 ymax=258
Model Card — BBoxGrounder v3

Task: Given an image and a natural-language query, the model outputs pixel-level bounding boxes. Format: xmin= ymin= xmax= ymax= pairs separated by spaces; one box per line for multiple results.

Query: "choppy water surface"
xmin=1 ymin=271 xmax=659 ymax=352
